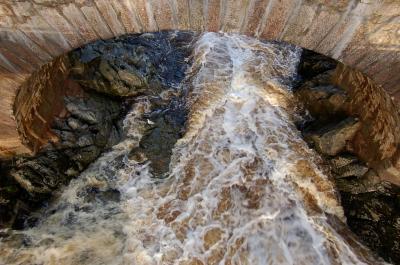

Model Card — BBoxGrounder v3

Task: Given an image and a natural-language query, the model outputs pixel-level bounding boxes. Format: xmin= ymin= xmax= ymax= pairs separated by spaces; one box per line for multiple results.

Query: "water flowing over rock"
xmin=0 ymin=31 xmax=196 ymax=229
xmin=0 ymin=87 xmax=125 ymax=229
xmin=0 ymin=33 xmax=388 ymax=265
xmin=295 ymin=49 xmax=400 ymax=264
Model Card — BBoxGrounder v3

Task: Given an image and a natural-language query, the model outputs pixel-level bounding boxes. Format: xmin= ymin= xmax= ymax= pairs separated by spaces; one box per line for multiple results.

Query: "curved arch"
xmin=0 ymin=0 xmax=399 ymax=157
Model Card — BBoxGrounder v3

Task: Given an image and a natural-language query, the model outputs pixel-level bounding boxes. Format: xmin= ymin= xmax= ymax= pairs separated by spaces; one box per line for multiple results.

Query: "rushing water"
xmin=0 ymin=33 xmax=386 ymax=265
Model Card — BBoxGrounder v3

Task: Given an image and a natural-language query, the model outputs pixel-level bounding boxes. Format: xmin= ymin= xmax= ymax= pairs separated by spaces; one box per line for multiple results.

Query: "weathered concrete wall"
xmin=0 ymin=0 xmax=399 ymax=157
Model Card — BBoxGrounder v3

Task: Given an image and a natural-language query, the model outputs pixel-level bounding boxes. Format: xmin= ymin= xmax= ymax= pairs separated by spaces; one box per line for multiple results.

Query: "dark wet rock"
xmin=73 ymin=145 xmax=101 ymax=165
xmin=0 ymin=162 xmax=24 ymax=227
xmin=69 ymin=31 xmax=197 ymax=97
xmin=72 ymin=57 xmax=147 ymax=97
xmin=329 ymin=154 xmax=358 ymax=168
xmin=117 ymin=69 xmax=144 ymax=88
xmin=67 ymin=117 xmax=87 ymax=131
xmin=67 ymin=31 xmax=197 ymax=178
xmin=298 ymin=49 xmax=337 ymax=80
xmin=64 ymin=94 xmax=121 ymax=125
xmin=329 ymin=154 xmax=369 ymax=179
xmin=0 ymin=230 xmax=33 ymax=248
xmin=0 ymin=90 xmax=125 ymax=229
xmin=129 ymin=90 xmax=187 ymax=177
xmin=341 ymin=184 xmax=400 ymax=264
xmin=106 ymin=125 xmax=122 ymax=149
xmin=84 ymin=187 xmax=121 ymax=204
xmin=333 ymin=163 xmax=369 ymax=179
xmin=335 ymin=170 xmax=392 ymax=195
xmin=296 ymin=49 xmax=400 ymax=263
xmin=0 ymin=31 xmax=196 ymax=229
xmin=295 ymin=50 xmax=349 ymax=124
xmin=295 ymin=79 xmax=350 ymax=123
xmin=304 ymin=117 xmax=361 ymax=156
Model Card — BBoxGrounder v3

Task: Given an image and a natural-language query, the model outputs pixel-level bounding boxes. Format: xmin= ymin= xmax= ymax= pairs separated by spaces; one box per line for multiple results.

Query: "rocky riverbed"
xmin=0 ymin=31 xmax=196 ymax=230
xmin=294 ymin=49 xmax=400 ymax=264
xmin=0 ymin=32 xmax=398 ymax=264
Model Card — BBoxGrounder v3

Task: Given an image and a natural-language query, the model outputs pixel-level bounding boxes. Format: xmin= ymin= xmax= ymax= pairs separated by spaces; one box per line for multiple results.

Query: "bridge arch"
xmin=0 ymin=0 xmax=399 ymax=159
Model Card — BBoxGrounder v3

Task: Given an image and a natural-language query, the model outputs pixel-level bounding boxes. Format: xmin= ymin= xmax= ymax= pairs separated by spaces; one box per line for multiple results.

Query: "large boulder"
xmin=297 ymin=49 xmax=337 ymax=80
xmin=304 ymin=117 xmax=361 ymax=156
xmin=70 ymin=57 xmax=148 ymax=97
xmin=295 ymin=72 xmax=350 ymax=122
xmin=69 ymin=31 xmax=197 ymax=98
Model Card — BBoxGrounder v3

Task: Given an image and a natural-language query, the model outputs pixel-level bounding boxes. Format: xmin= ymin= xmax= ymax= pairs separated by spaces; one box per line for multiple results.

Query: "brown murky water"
xmin=0 ymin=33 xmax=387 ymax=265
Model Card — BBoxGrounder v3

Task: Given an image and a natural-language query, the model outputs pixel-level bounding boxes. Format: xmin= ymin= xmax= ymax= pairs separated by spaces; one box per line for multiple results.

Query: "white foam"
xmin=0 ymin=32 xmax=387 ymax=265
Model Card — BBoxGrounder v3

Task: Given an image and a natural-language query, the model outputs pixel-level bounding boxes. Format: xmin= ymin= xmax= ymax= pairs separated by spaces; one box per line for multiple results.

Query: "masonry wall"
xmin=0 ymin=0 xmax=399 ymax=157
xmin=333 ymin=63 xmax=400 ymax=185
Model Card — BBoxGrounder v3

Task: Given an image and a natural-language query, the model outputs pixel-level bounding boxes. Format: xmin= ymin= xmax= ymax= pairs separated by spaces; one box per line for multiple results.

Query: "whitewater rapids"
xmin=0 ymin=33 xmax=386 ymax=265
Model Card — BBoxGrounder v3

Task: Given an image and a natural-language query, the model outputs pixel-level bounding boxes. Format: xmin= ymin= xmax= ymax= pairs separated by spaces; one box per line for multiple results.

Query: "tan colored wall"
xmin=333 ymin=63 xmax=400 ymax=185
xmin=0 ymin=0 xmax=399 ymax=157
xmin=13 ymin=56 xmax=71 ymax=155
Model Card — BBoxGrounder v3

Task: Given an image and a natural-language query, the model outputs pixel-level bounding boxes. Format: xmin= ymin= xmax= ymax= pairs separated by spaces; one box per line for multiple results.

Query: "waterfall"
xmin=0 ymin=32 xmax=386 ymax=265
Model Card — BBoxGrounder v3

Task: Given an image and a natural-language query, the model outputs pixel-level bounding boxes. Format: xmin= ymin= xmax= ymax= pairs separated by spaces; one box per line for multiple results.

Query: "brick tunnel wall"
xmin=0 ymin=0 xmax=399 ymax=158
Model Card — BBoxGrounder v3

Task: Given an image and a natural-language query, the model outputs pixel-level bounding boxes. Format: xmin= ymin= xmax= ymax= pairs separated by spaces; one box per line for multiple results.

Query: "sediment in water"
xmin=0 ymin=32 xmax=389 ymax=265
